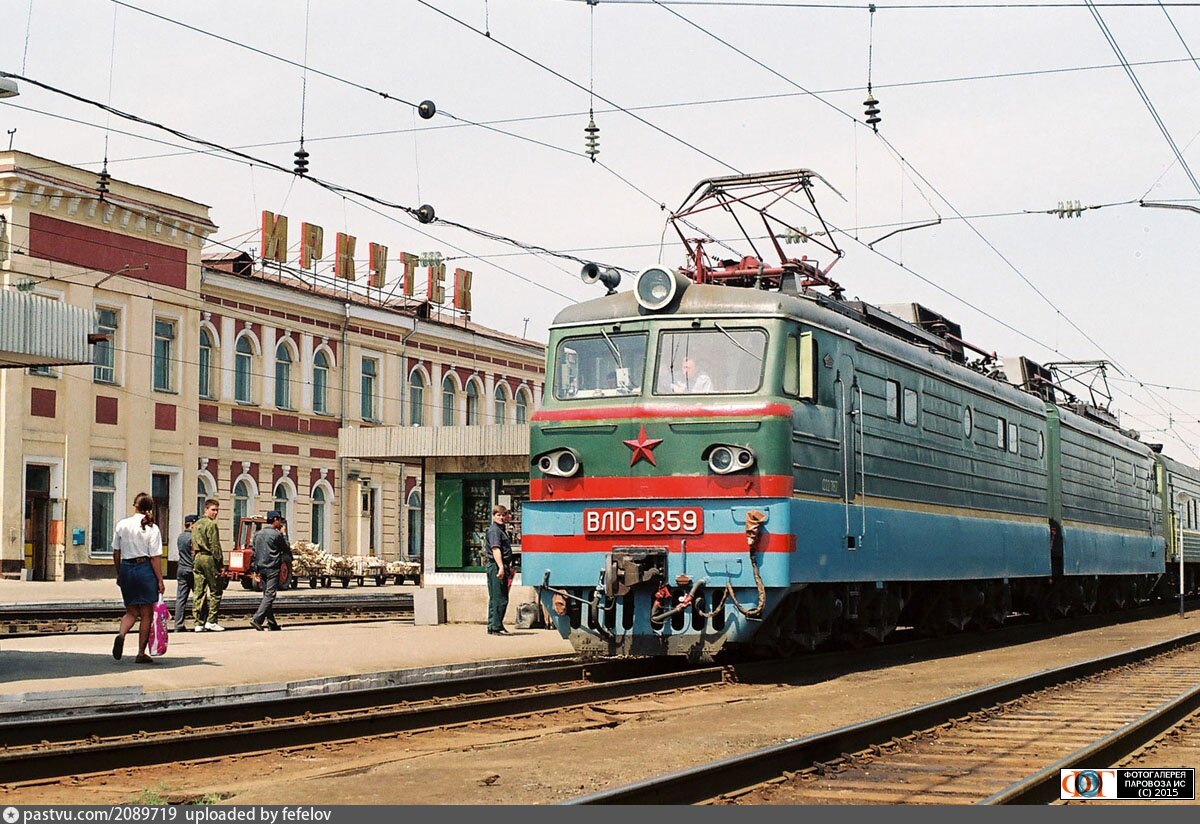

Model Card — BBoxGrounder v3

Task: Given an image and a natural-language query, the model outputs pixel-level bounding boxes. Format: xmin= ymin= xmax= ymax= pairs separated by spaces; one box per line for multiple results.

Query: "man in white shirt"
xmin=673 ymin=356 xmax=714 ymax=393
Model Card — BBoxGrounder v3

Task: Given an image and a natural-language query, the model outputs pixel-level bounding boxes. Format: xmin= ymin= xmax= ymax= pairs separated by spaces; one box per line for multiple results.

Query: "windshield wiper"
xmin=714 ymin=323 xmax=762 ymax=361
xmin=599 ymin=329 xmax=624 ymax=369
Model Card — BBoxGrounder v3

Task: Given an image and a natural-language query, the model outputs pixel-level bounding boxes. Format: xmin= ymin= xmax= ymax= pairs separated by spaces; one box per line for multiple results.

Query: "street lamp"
xmin=1174 ymin=490 xmax=1190 ymax=619
xmin=0 ymin=76 xmax=18 ymax=100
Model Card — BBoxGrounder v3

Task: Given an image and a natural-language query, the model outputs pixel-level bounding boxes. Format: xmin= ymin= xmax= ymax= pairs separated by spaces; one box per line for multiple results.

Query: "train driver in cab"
xmin=672 ymin=356 xmax=714 ymax=393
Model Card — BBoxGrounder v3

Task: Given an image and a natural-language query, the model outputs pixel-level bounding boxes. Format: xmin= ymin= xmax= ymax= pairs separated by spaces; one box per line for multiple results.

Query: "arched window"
xmin=313 ymin=350 xmax=330 ymax=414
xmin=442 ymin=375 xmax=457 ymax=427
xmin=406 ymin=488 xmax=423 ymax=559
xmin=465 ymin=379 xmax=481 ymax=426
xmin=198 ymin=329 xmax=214 ymax=398
xmin=196 ymin=473 xmax=215 ymax=518
xmin=273 ymin=480 xmax=293 ymax=521
xmin=233 ymin=478 xmax=254 ymax=533
xmin=409 ymin=369 xmax=425 ymax=427
xmin=311 ymin=484 xmax=330 ymax=549
xmin=493 ymin=383 xmax=510 ymax=424
xmin=274 ymin=342 xmax=293 ymax=409
xmin=515 ymin=387 xmax=530 ymax=424
xmin=235 ymin=336 xmax=256 ymax=404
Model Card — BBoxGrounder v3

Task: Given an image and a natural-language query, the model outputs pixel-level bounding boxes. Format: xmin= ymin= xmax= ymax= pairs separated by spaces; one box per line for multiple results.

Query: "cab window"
xmin=554 ymin=332 xmax=647 ymax=400
xmin=653 ymin=327 xmax=767 ymax=395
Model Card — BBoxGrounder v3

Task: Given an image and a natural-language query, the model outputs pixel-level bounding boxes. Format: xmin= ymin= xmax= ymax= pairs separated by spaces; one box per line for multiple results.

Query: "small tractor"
xmin=225 ymin=517 xmax=295 ymax=591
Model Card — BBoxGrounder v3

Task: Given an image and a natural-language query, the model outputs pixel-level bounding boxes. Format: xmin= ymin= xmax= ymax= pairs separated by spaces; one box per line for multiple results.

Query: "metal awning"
xmin=0 ymin=290 xmax=95 ymax=368
xmin=340 ymin=424 xmax=530 ymax=461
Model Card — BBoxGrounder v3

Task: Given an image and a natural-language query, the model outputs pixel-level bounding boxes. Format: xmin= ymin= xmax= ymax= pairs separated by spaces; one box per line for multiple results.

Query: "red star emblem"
xmin=623 ymin=424 xmax=663 ymax=466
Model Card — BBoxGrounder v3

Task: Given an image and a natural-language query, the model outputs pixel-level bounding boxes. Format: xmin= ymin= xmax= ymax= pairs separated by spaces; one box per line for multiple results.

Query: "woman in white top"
xmin=111 ymin=492 xmax=166 ymax=664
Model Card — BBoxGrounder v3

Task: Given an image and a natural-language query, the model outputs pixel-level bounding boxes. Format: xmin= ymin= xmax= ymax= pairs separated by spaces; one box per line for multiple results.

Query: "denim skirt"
xmin=119 ymin=559 xmax=158 ymax=607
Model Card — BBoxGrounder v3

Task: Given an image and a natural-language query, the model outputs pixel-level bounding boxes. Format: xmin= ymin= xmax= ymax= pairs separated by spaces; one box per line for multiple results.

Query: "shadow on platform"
xmin=0 ymin=648 xmax=212 ymax=684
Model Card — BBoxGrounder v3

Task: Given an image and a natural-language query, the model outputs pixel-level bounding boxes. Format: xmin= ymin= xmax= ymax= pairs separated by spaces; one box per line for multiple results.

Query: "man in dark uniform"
xmin=250 ymin=510 xmax=292 ymax=632
xmin=485 ymin=504 xmax=514 ymax=635
xmin=174 ymin=514 xmax=199 ymax=632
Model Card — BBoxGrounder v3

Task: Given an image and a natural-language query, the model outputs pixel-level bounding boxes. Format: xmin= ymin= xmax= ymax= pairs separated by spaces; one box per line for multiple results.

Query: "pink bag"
xmin=148 ymin=595 xmax=170 ymax=657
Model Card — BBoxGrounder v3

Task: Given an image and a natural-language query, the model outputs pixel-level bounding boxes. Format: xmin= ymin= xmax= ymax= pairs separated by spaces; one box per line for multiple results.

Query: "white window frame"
xmin=89 ymin=459 xmax=127 ymax=558
xmin=94 ymin=304 xmax=121 ymax=385
xmin=310 ymin=480 xmax=334 ymax=551
xmin=153 ymin=313 xmax=182 ymax=394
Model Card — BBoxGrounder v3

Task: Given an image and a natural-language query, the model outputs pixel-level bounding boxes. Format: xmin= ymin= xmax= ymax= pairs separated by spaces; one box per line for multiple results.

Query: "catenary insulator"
xmin=294 ymin=146 xmax=310 ymax=176
xmin=418 ymin=100 xmax=436 ymax=120
xmin=584 ymin=118 xmax=600 ymax=162
xmin=864 ymin=95 xmax=881 ymax=132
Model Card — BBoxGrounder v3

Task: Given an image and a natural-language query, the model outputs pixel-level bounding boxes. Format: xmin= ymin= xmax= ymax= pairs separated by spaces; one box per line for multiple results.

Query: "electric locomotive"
xmin=524 ymin=170 xmax=1199 ymax=660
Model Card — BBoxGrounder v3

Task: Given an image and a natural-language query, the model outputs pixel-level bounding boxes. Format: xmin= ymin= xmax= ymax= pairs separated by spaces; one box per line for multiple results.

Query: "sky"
xmin=2 ymin=0 xmax=1199 ymax=461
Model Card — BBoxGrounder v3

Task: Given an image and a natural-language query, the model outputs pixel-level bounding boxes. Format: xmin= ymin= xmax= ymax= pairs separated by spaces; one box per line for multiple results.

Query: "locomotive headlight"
xmin=535 ymin=448 xmax=581 ymax=478
xmin=707 ymin=444 xmax=755 ymax=475
xmin=634 ymin=266 xmax=688 ymax=311
xmin=709 ymin=446 xmax=735 ymax=474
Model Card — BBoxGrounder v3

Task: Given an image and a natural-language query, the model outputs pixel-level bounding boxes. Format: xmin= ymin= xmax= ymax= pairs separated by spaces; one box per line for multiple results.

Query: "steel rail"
xmin=982 ymin=682 xmax=1200 ymax=805
xmin=0 ymin=660 xmax=726 ymax=784
xmin=567 ymin=629 xmax=1200 ymax=805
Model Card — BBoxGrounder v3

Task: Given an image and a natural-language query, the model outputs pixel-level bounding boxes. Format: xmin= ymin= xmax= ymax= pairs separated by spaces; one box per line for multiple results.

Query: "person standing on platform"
xmin=250 ymin=510 xmax=292 ymax=632
xmin=192 ymin=498 xmax=226 ymax=632
xmin=485 ymin=505 xmax=514 ymax=636
xmin=174 ymin=514 xmax=199 ymax=632
xmin=111 ymin=492 xmax=166 ymax=664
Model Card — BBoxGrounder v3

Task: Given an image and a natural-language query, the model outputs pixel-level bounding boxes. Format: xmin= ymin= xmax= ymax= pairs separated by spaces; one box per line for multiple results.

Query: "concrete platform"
xmin=0 ymin=578 xmax=416 ymax=603
xmin=0 ymin=619 xmax=574 ymax=699
xmin=0 ymin=579 xmax=541 ymax=627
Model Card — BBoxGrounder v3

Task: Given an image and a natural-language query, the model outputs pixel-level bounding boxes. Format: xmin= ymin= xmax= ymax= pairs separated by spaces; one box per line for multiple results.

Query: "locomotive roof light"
xmin=635 ymin=266 xmax=688 ymax=312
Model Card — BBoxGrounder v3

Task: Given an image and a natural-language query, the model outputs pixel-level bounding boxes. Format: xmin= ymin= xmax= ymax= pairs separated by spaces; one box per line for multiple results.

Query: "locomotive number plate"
xmin=583 ymin=507 xmax=704 ymax=536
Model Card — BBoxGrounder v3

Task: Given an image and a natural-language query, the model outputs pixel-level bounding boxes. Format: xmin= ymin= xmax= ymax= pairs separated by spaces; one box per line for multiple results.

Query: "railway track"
xmin=569 ymin=630 xmax=1200 ymax=805
xmin=0 ymin=653 xmax=729 ymax=785
xmin=0 ymin=593 xmax=414 ymax=636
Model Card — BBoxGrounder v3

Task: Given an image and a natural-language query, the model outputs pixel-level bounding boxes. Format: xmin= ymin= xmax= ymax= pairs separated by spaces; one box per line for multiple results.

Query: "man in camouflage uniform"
xmin=192 ymin=498 xmax=226 ymax=632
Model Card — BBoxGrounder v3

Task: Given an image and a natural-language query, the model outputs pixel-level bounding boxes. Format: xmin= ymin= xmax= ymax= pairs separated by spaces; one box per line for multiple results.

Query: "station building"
xmin=0 ymin=150 xmax=546 ymax=590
